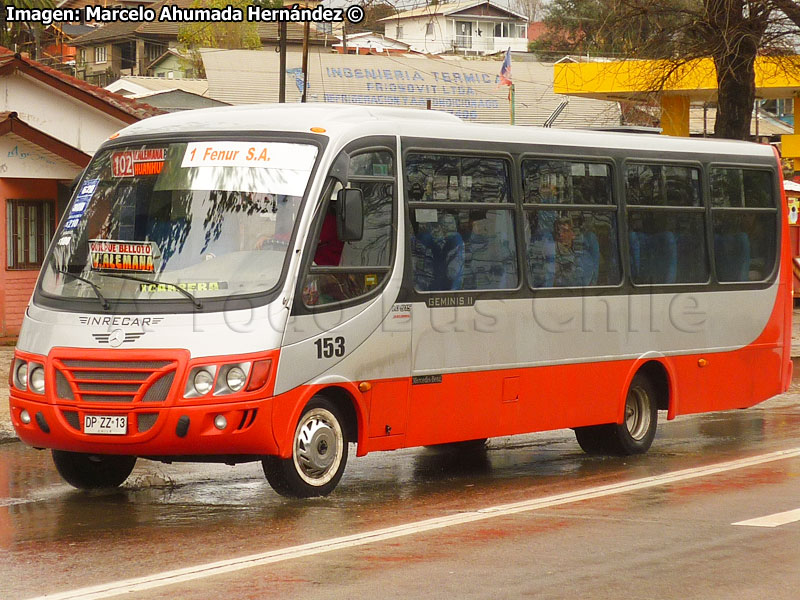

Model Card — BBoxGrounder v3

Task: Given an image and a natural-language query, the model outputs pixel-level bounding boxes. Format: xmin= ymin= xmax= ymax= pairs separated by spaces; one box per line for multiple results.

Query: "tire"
xmin=51 ymin=451 xmax=137 ymax=489
xmin=574 ymin=372 xmax=658 ymax=456
xmin=573 ymin=425 xmax=612 ymax=455
xmin=263 ymin=396 xmax=349 ymax=498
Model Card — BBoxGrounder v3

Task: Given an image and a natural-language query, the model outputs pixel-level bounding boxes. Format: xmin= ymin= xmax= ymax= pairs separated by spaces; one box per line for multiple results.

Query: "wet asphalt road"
xmin=2 ymin=390 xmax=800 ymax=600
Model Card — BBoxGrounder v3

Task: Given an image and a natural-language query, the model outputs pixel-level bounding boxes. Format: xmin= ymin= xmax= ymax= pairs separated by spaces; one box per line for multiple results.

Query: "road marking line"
xmin=26 ymin=447 xmax=800 ymax=600
xmin=0 ymin=498 xmax=31 ymax=507
xmin=733 ymin=507 xmax=800 ymax=528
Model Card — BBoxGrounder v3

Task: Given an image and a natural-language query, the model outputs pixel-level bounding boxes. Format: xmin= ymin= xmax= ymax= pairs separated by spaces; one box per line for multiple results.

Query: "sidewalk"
xmin=1 ymin=346 xmax=15 ymax=443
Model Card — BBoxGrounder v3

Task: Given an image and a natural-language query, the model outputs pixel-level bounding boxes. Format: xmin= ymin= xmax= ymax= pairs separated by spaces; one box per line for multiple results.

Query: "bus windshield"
xmin=40 ymin=140 xmax=318 ymax=305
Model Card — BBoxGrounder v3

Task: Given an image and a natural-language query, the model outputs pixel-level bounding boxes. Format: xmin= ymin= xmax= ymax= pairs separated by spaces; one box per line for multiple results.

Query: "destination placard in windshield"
xmin=89 ymin=240 xmax=155 ymax=273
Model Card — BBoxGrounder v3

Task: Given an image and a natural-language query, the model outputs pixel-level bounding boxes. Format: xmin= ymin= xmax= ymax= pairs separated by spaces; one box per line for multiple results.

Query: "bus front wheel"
xmin=574 ymin=372 xmax=658 ymax=456
xmin=51 ymin=450 xmax=137 ymax=489
xmin=263 ymin=396 xmax=349 ymax=497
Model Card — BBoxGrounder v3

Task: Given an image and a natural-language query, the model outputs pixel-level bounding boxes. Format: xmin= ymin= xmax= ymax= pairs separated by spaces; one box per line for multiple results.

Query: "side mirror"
xmin=336 ymin=188 xmax=364 ymax=242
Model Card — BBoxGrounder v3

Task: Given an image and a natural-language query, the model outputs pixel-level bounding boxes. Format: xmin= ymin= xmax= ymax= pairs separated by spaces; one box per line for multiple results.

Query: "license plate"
xmin=84 ymin=415 xmax=127 ymax=435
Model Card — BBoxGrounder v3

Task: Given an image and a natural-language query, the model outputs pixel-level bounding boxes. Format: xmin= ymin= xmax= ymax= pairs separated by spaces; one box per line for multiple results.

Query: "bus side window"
xmin=626 ymin=164 xmax=707 ymax=285
xmin=522 ymin=159 xmax=620 ymax=288
xmin=303 ymin=150 xmax=395 ymax=307
xmin=406 ymin=153 xmax=517 ymax=292
xmin=710 ymin=168 xmax=777 ymax=282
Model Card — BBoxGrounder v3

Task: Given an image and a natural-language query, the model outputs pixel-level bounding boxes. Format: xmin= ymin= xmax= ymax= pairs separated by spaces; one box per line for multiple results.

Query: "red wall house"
xmin=0 ymin=49 xmax=161 ymax=338
xmin=0 ymin=177 xmax=62 ymax=336
xmin=0 ymin=113 xmax=91 ymax=337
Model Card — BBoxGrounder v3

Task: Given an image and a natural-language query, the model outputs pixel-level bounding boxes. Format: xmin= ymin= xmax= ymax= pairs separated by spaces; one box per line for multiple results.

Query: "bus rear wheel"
xmin=263 ymin=396 xmax=349 ymax=497
xmin=573 ymin=425 xmax=613 ymax=454
xmin=574 ymin=372 xmax=658 ymax=456
xmin=51 ymin=451 xmax=137 ymax=489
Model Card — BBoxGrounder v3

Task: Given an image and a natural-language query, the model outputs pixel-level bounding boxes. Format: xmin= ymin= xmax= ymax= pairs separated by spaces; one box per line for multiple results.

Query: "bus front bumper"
xmin=9 ymin=394 xmax=279 ymax=457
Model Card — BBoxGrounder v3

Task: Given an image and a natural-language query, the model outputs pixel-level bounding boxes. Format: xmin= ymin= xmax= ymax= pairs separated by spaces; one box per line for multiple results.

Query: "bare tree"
xmin=698 ymin=1 xmax=774 ymax=139
xmin=1 ymin=0 xmax=56 ymax=58
xmin=537 ymin=0 xmax=800 ymax=140
xmin=511 ymin=0 xmax=545 ymax=20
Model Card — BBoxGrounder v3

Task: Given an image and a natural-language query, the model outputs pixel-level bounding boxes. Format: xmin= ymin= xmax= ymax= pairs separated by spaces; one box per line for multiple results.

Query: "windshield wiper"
xmin=56 ymin=268 xmax=110 ymax=310
xmin=102 ymin=272 xmax=203 ymax=309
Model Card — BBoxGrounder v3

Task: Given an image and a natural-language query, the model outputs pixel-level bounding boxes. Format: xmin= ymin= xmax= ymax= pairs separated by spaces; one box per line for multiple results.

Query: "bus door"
xmin=277 ymin=137 xmax=411 ymax=440
xmin=404 ymin=150 xmax=522 ymax=445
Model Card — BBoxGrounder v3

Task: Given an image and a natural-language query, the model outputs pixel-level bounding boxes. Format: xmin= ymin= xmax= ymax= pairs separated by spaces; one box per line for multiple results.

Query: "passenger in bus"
xmin=536 ymin=181 xmax=559 ymax=237
xmin=460 ymin=211 xmax=511 ymax=290
xmin=411 ymin=213 xmax=464 ymax=291
xmin=715 ymin=223 xmax=751 ymax=282
xmin=459 ymin=210 xmax=481 ymax=289
xmin=528 ymin=211 xmax=555 ymax=288
xmin=431 ymin=213 xmax=464 ymax=290
xmin=629 ymin=215 xmax=678 ymax=284
xmin=313 ymin=202 xmax=344 ymax=266
xmin=553 ymin=218 xmax=581 ymax=287
xmin=301 ymin=201 xmax=350 ymax=305
xmin=573 ymin=214 xmax=600 ymax=286
xmin=410 ymin=220 xmax=435 ymax=291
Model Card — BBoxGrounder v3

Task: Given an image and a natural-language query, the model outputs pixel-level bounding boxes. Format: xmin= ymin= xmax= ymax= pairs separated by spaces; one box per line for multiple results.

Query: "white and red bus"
xmin=8 ymin=105 xmax=792 ymax=497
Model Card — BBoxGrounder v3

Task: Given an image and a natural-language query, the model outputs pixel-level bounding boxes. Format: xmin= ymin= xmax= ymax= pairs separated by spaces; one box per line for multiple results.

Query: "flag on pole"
xmin=498 ymin=47 xmax=513 ymax=88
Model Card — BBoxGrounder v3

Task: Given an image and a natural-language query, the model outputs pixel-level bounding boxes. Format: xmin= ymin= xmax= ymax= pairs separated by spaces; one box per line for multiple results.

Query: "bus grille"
xmin=54 ymin=359 xmax=176 ymax=405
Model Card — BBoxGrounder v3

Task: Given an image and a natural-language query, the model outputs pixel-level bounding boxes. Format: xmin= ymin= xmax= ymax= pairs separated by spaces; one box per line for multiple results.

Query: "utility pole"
xmin=510 ymin=84 xmax=515 ymax=125
xmin=301 ymin=19 xmax=310 ymax=103
xmin=278 ymin=21 xmax=287 ymax=103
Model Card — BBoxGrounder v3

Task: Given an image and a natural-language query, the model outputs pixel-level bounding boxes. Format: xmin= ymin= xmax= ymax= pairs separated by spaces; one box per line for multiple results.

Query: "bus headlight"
xmin=225 ymin=367 xmax=247 ymax=392
xmin=183 ymin=362 xmax=258 ymax=399
xmin=29 ymin=367 xmax=45 ymax=394
xmin=15 ymin=362 xmax=28 ymax=390
xmin=193 ymin=369 xmax=214 ymax=395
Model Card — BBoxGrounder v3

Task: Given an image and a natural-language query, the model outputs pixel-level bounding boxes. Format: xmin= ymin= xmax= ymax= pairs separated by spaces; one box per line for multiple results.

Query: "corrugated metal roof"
xmin=201 ymin=49 xmax=622 ymax=128
xmin=0 ymin=46 xmax=162 ymax=121
xmin=106 ymin=76 xmax=209 ymax=96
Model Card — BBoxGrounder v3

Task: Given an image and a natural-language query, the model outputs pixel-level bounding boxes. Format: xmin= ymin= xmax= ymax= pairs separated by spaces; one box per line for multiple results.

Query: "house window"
xmin=145 ymin=42 xmax=166 ymax=63
xmin=94 ymin=45 xmax=107 ymax=64
xmin=495 ymin=22 xmax=515 ymax=38
xmin=455 ymin=21 xmax=472 ymax=48
xmin=6 ymin=200 xmax=55 ymax=269
xmin=426 ymin=22 xmax=434 ymax=36
xmin=78 ymin=49 xmax=86 ymax=65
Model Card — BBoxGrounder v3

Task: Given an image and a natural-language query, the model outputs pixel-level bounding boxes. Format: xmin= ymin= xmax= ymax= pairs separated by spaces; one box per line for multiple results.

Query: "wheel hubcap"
xmin=625 ymin=386 xmax=651 ymax=441
xmin=293 ymin=408 xmax=343 ymax=486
